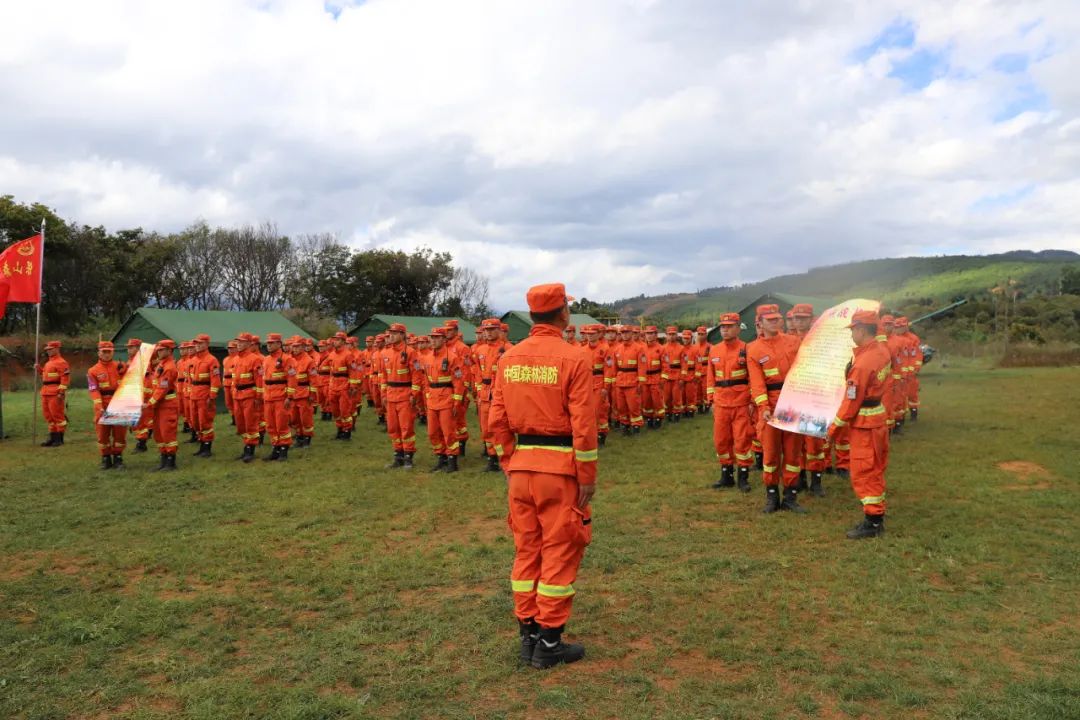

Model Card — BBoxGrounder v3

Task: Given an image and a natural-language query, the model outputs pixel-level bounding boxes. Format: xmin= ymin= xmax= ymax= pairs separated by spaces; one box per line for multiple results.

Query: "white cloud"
xmin=1 ymin=0 xmax=1078 ymax=309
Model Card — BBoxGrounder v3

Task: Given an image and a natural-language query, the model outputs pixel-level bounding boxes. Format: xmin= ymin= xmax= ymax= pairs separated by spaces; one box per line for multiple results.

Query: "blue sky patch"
xmin=852 ymin=18 xmax=916 ymax=62
xmin=992 ymin=53 xmax=1029 ymax=74
xmin=888 ymin=47 xmax=950 ymax=90
xmin=970 ymin=184 xmax=1036 ymax=213
xmin=994 ymin=82 xmax=1050 ymax=122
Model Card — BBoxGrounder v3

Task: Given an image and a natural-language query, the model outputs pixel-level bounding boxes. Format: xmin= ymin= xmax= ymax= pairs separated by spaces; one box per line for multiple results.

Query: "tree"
xmin=433 ymin=266 xmax=492 ymax=322
xmin=340 ymin=248 xmax=453 ymax=327
xmin=1062 ymin=266 xmax=1080 ymax=296
xmin=218 ymin=223 xmax=293 ymax=311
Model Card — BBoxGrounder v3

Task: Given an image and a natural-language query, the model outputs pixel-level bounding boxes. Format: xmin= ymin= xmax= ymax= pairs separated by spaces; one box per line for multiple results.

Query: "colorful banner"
xmin=768 ymin=298 xmax=881 ymax=438
xmin=99 ymin=344 xmax=155 ymax=427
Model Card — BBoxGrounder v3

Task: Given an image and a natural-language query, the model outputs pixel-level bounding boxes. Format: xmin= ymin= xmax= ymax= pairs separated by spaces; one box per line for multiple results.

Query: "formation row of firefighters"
xmin=37 ymin=304 xmax=923 ymax=513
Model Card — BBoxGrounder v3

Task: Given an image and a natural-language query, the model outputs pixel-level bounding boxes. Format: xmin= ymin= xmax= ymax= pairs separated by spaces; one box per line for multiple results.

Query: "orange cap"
xmin=45 ymin=340 xmax=61 ymax=350
xmin=791 ymin=303 xmax=814 ymax=317
xmin=126 ymin=338 xmax=142 ymax=347
xmin=265 ymin=333 xmax=283 ymax=343
xmin=696 ymin=326 xmax=707 ymax=333
xmin=430 ymin=327 xmax=447 ymax=337
xmin=846 ymin=310 xmax=880 ymax=328
xmin=156 ymin=339 xmax=176 ymax=350
xmin=757 ymin=304 xmax=782 ymax=319
xmin=526 ymin=283 xmax=573 ymax=314
xmin=719 ymin=312 xmax=739 ymax=325
xmin=389 ymin=323 xmax=407 ymax=333
xmin=194 ymin=333 xmax=211 ymax=343
xmin=97 ymin=341 xmax=114 ymax=350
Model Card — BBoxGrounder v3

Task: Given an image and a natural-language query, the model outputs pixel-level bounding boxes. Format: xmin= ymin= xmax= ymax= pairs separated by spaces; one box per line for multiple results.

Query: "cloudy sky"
xmin=3 ymin=0 xmax=1078 ymax=310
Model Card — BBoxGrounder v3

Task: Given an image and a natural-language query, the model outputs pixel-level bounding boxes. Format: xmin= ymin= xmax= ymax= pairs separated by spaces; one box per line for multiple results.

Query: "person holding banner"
xmin=746 ymin=304 xmax=806 ymax=514
xmin=87 ymin=341 xmax=126 ymax=469
xmin=791 ymin=303 xmax=827 ymax=497
xmin=125 ymin=339 xmax=152 ymax=450
xmin=144 ymin=340 xmax=180 ymax=471
xmin=828 ymin=310 xmax=892 ymax=539
xmin=39 ymin=340 xmax=71 ymax=447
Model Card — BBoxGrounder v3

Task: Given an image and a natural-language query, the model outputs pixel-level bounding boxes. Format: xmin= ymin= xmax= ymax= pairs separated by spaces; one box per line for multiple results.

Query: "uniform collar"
xmin=529 ymin=325 xmax=562 ymax=338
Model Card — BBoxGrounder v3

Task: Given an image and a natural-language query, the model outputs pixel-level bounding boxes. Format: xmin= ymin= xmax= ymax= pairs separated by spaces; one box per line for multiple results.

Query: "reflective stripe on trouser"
xmin=595 ymin=386 xmax=610 ymax=433
xmin=386 ymin=400 xmax=416 ymax=452
xmin=684 ymin=376 xmax=699 ymax=407
xmin=264 ymin=399 xmax=292 ymax=447
xmin=850 ymin=425 xmax=888 ymax=515
xmin=907 ymin=375 xmax=920 ymax=407
xmin=331 ymin=390 xmax=355 ymax=430
xmin=427 ymin=406 xmax=458 ymax=456
xmin=289 ymin=398 xmax=314 ymax=437
xmin=642 ymin=383 xmax=663 ymax=419
xmin=453 ymin=396 xmax=470 ymax=441
xmin=613 ymin=385 xmax=643 ymax=427
xmin=43 ymin=395 xmax=67 ymax=433
xmin=757 ymin=416 xmax=802 ymax=487
xmin=803 ymin=435 xmax=827 ymax=472
xmin=95 ymin=421 xmax=127 ymax=456
xmin=192 ymin=399 xmax=216 ymax=441
xmin=833 ymin=425 xmax=851 ymax=470
xmin=152 ymin=404 xmax=179 ymax=455
xmin=477 ymin=400 xmax=495 ymax=456
xmin=507 ymin=470 xmax=591 ymax=628
xmin=234 ymin=397 xmax=261 ymax=447
xmin=713 ymin=403 xmax=752 ymax=467
xmin=665 ymin=380 xmax=683 ymax=417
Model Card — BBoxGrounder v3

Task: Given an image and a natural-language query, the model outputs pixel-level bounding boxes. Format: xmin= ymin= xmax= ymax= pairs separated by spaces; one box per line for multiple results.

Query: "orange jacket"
xmin=488 ymin=324 xmax=598 ymax=485
xmin=222 ymin=353 xmax=237 ymax=390
xmin=232 ymin=349 xmax=261 ymax=401
xmin=260 ymin=350 xmax=290 ymax=401
xmin=746 ymin=333 xmax=801 ymax=410
xmin=833 ymin=340 xmax=891 ymax=430
xmin=472 ymin=341 xmax=503 ymax=403
xmin=287 ymin=351 xmax=315 ymax=400
xmin=586 ymin=341 xmax=614 ymax=391
xmin=41 ymin=355 xmax=71 ymax=396
xmin=612 ymin=341 xmax=646 ymax=388
xmin=705 ymin=337 xmax=750 ymax=408
xmin=379 ymin=342 xmax=422 ymax=403
xmin=189 ymin=350 xmax=221 ymax=400
xmin=87 ymin=360 xmax=122 ymax=418
xmin=902 ymin=331 xmax=923 ymax=375
xmin=327 ymin=348 xmax=352 ymax=393
xmin=683 ymin=343 xmax=701 ymax=380
xmin=421 ymin=345 xmax=465 ymax=410
xmin=147 ymin=357 xmax=178 ymax=407
xmin=642 ymin=342 xmax=664 ymax=385
xmin=447 ymin=336 xmax=473 ymax=393
xmin=695 ymin=340 xmax=711 ymax=376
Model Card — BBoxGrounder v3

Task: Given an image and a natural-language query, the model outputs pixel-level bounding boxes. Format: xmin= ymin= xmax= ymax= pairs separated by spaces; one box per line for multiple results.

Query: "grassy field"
xmin=2 ymin=363 xmax=1078 ymax=719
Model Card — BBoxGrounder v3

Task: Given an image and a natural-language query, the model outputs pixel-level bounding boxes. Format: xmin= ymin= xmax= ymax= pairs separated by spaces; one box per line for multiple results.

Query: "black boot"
xmin=242 ymin=445 xmax=256 ymax=464
xmin=846 ymin=515 xmax=884 ymax=539
xmin=112 ymin=454 xmax=124 ymax=471
xmin=459 ymin=441 xmax=467 ymax=457
xmin=531 ymin=626 xmax=585 ymax=669
xmin=55 ymin=433 xmax=65 ymax=445
xmin=736 ymin=466 xmax=751 ymax=493
xmin=153 ymin=454 xmax=169 ymax=472
xmin=418 ymin=415 xmax=427 ymax=426
xmin=40 ymin=432 xmax=58 ymax=447
xmin=445 ymin=455 xmax=458 ymax=473
xmin=797 ymin=469 xmax=808 ymax=491
xmin=809 ymin=471 xmax=825 ymax=497
xmin=186 ymin=429 xmax=199 ymax=443
xmin=100 ymin=455 xmax=114 ymax=470
xmin=835 ymin=468 xmax=850 ymax=481
xmin=278 ymin=446 xmax=289 ymax=461
xmin=378 ymin=415 xmax=386 ymax=425
xmin=431 ymin=455 xmax=447 ymax=473
xmin=322 ymin=411 xmax=332 ymax=421
xmin=166 ymin=454 xmax=177 ymax=471
xmin=264 ymin=446 xmax=282 ymax=462
xmin=622 ymin=425 xmax=632 ymax=437
xmin=632 ymin=426 xmax=640 ymax=435
xmin=672 ymin=413 xmax=680 ymax=424
xmin=780 ymin=486 xmax=808 ymax=513
xmin=386 ymin=451 xmax=405 ymax=469
xmin=334 ymin=428 xmax=344 ymax=440
xmin=403 ymin=453 xmax=414 ymax=469
xmin=182 ymin=422 xmax=191 ymax=433
xmin=258 ymin=431 xmax=265 ymax=445
xmin=754 ymin=452 xmax=764 ymax=471
xmin=711 ymin=465 xmax=734 ymax=489
xmin=518 ymin=618 xmax=540 ymax=665
xmin=193 ymin=441 xmax=209 ymax=457
xmin=910 ymin=408 xmax=918 ymax=422
xmin=134 ymin=438 xmax=148 ymax=453
xmin=484 ymin=455 xmax=501 ymax=473
xmin=230 ymin=415 xmax=236 ymax=426
xmin=762 ymin=485 xmax=780 ymax=513
xmin=598 ymin=434 xmax=606 ymax=448
xmin=342 ymin=430 xmax=352 ymax=441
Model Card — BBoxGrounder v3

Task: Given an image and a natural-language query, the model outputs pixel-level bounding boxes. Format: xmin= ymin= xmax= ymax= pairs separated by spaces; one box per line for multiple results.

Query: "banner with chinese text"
xmin=99 ymin=345 xmax=154 ymax=427
xmin=768 ymin=298 xmax=881 ymax=438
xmin=0 ymin=234 xmax=43 ymax=303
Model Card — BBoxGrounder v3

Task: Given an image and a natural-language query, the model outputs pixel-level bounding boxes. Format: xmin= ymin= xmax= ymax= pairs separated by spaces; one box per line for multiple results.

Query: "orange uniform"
xmin=379 ymin=326 xmax=423 ymax=459
xmin=421 ymin=334 xmax=466 ymax=463
xmin=706 ymin=321 xmax=753 ymax=482
xmin=87 ymin=352 xmax=126 ymax=460
xmin=694 ymin=328 xmax=711 ymax=412
xmin=189 ymin=337 xmax=221 ymax=447
xmin=146 ymin=346 xmax=179 ymax=462
xmin=898 ymin=321 xmax=922 ymax=419
xmin=222 ymin=346 xmax=238 ymax=417
xmin=39 ymin=344 xmax=70 ymax=441
xmin=259 ymin=336 xmax=293 ymax=454
xmin=583 ymin=327 xmax=614 ymax=442
xmin=662 ymin=329 xmax=685 ymax=420
xmin=327 ymin=338 xmax=357 ymax=435
xmin=611 ymin=334 xmax=646 ymax=430
xmin=446 ymin=324 xmax=472 ymax=449
xmin=682 ymin=333 xmax=701 ymax=414
xmin=232 ymin=338 xmax=263 ymax=451
xmin=489 ymin=313 xmax=597 ymax=632
xmin=640 ymin=331 xmax=665 ymax=423
xmin=473 ymin=320 xmax=509 ymax=460
xmin=287 ymin=343 xmax=316 ymax=445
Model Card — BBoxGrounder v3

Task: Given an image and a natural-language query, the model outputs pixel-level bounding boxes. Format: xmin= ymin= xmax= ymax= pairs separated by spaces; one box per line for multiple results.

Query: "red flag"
xmin=0 ymin=233 xmax=43 ymax=304
xmin=0 ymin=275 xmax=9 ymax=319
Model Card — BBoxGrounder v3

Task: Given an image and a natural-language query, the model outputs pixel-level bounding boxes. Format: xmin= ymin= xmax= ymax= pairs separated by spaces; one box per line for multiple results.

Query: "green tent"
xmin=112 ymin=308 xmax=312 ymax=350
xmin=348 ymin=315 xmax=477 ymax=344
xmin=706 ymin=293 xmax=838 ymax=344
xmin=500 ymin=311 xmax=601 ymax=343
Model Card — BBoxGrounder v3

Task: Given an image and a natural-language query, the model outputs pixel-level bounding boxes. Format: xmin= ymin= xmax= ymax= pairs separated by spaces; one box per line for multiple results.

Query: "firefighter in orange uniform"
xmin=563 ymin=324 xmax=577 ymax=344
xmin=88 ymin=341 xmax=126 ymax=469
xmin=662 ymin=326 xmax=683 ymax=422
xmin=706 ymin=314 xmax=753 ymax=491
xmin=641 ymin=327 xmax=665 ymax=427
xmin=380 ymin=323 xmax=423 ymax=468
xmin=680 ymin=329 xmax=698 ymax=418
xmin=828 ymin=310 xmax=891 ymax=538
xmin=143 ymin=339 xmax=179 ymax=471
xmin=897 ymin=317 xmax=922 ymax=423
xmin=694 ymin=326 xmax=711 ymax=413
xmin=790 ymin=304 xmax=826 ymax=495
xmin=125 ymin=338 xmax=153 ymax=451
xmin=222 ymin=340 xmax=239 ymax=425
xmin=473 ymin=318 xmax=503 ymax=470
xmin=582 ymin=325 xmax=614 ymax=447
xmin=177 ymin=341 xmax=195 ymax=442
xmin=326 ymin=332 xmax=355 ymax=440
xmin=39 ymin=340 xmax=70 ymax=446
xmin=444 ymin=320 xmax=472 ymax=455
xmin=421 ymin=327 xmax=466 ymax=472
xmin=488 ymin=282 xmax=597 ymax=669
xmin=258 ymin=333 xmax=292 ymax=461
xmin=232 ymin=333 xmax=262 ymax=463
xmin=188 ymin=334 xmax=220 ymax=457
xmin=611 ymin=326 xmax=646 ymax=434
xmin=747 ymin=304 xmax=806 ymax=513
xmin=287 ymin=336 xmax=316 ymax=447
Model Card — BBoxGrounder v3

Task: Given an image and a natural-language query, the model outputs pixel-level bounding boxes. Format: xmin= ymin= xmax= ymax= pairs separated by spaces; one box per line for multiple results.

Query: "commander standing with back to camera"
xmin=488 ymin=283 xmax=598 ymax=670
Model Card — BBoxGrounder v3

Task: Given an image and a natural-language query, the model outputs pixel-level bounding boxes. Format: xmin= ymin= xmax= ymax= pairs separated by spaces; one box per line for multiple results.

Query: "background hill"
xmin=608 ymin=251 xmax=1080 ymax=327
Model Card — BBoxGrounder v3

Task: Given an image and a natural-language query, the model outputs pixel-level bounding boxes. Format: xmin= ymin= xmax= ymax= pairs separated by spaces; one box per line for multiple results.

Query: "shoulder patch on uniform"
xmin=758 ymin=355 xmax=770 ymax=364
xmin=846 ymin=382 xmax=857 ymax=399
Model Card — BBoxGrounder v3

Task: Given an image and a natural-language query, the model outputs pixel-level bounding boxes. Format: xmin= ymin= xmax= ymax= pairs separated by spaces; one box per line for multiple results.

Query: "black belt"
xmin=192 ymin=381 xmax=211 ymax=386
xmin=176 ymin=379 xmax=186 ymax=383
xmin=236 ymin=383 xmax=255 ymax=390
xmin=265 ymin=380 xmax=286 ymax=385
xmin=333 ymin=372 xmax=349 ymax=377
xmin=669 ymin=364 xmax=681 ymax=369
xmin=224 ymin=374 xmax=233 ymax=379
xmin=715 ymin=379 xmax=748 ymax=388
xmin=388 ymin=381 xmax=412 ymax=388
xmin=860 ymin=398 xmax=881 ymax=408
xmin=100 ymin=391 xmax=114 ymax=398
xmin=646 ymin=369 xmax=661 ymax=375
xmin=618 ymin=367 xmax=638 ymax=373
xmin=517 ymin=433 xmax=573 ymax=448
xmin=766 ymin=382 xmax=784 ymax=391
xmin=482 ymin=378 xmax=492 ymax=385
xmin=298 ymin=382 xmax=310 ymax=387
xmin=592 ymin=370 xmax=604 ymax=376
xmin=43 ymin=380 xmax=60 ymax=385
xmin=429 ymin=382 xmax=452 ymax=389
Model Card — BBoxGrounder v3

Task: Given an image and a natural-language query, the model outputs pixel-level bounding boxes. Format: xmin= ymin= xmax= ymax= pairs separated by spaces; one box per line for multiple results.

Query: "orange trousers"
xmin=453 ymin=396 xmax=470 ymax=444
xmin=850 ymin=425 xmax=888 ymax=515
xmin=234 ymin=397 xmax=260 ymax=447
xmin=684 ymin=376 xmax=699 ymax=409
xmin=665 ymin=380 xmax=683 ymax=416
xmin=713 ymin=405 xmax=752 ymax=467
xmin=832 ymin=426 xmax=850 ymax=470
xmin=191 ymin=398 xmax=216 ymax=441
xmin=95 ymin=419 xmax=127 ymax=456
xmin=477 ymin=398 xmax=494 ymax=455
xmin=758 ymin=415 xmax=802 ymax=487
xmin=42 ymin=394 xmax=67 ymax=433
xmin=595 ymin=388 xmax=610 ymax=435
xmin=152 ymin=403 xmax=178 ymax=455
xmin=907 ymin=374 xmax=920 ymax=409
xmin=264 ymin=399 xmax=292 ymax=447
xmin=613 ymin=385 xmax=643 ymax=427
xmin=427 ymin=406 xmax=458 ymax=456
xmin=386 ymin=400 xmax=417 ymax=453
xmin=803 ymin=436 xmax=826 ymax=472
xmin=329 ymin=389 xmax=355 ymax=431
xmin=642 ymin=383 xmax=663 ymax=419
xmin=290 ymin=398 xmax=314 ymax=438
xmin=508 ymin=470 xmax=592 ymax=629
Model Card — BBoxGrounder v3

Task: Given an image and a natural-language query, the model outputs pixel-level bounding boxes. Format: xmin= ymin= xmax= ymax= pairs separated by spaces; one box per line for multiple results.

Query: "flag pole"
xmin=31 ymin=219 xmax=44 ymax=446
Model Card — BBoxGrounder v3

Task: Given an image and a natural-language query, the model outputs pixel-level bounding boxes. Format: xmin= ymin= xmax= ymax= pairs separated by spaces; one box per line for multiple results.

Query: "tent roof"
xmin=349 ymin=315 xmax=477 ymax=343
xmin=111 ymin=308 xmax=311 ymax=349
xmin=739 ymin=292 xmax=837 ymax=312
xmin=501 ymin=311 xmax=601 ymax=327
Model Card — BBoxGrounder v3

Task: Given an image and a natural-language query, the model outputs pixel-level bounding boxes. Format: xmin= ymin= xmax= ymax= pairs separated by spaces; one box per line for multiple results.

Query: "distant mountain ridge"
xmin=610 ymin=250 xmax=1080 ymax=324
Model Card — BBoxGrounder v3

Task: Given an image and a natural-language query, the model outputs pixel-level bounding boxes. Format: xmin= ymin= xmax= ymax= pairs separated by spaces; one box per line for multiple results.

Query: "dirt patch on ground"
xmin=997 ymin=461 xmax=1053 ymax=490
xmin=2 ymin=551 xmax=95 ymax=583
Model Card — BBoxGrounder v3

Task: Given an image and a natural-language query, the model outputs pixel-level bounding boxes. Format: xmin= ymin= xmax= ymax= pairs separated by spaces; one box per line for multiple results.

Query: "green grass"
xmin=1 ymin=366 xmax=1078 ymax=719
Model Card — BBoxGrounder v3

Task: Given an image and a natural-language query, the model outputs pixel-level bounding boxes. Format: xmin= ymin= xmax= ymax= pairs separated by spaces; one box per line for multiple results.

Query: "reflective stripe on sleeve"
xmin=575 ymin=449 xmax=598 ymax=462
